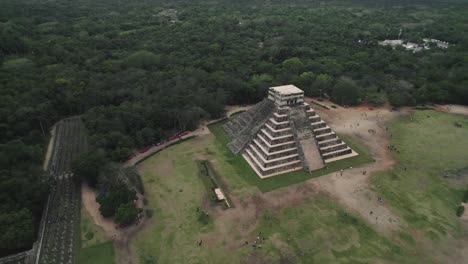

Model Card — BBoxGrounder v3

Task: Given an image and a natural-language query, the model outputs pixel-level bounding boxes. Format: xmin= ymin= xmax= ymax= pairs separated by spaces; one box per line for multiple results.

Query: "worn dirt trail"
xmin=434 ymin=104 xmax=468 ymax=116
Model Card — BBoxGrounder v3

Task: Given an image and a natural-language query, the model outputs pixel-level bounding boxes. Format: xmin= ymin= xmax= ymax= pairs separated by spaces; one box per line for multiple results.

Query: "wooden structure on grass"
xmin=223 ymin=85 xmax=358 ymax=178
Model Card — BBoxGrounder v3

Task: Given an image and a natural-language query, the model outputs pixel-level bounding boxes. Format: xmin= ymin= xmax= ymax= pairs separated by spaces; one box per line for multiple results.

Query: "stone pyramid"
xmin=223 ymin=85 xmax=358 ymax=178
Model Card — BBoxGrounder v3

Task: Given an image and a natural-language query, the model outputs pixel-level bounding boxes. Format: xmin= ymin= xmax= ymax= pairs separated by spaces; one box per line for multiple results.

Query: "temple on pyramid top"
xmin=223 ymin=84 xmax=358 ymax=178
xmin=268 ymin=85 xmax=304 ymax=107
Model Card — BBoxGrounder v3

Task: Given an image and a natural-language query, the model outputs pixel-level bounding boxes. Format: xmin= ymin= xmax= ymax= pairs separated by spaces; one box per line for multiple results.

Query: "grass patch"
xmin=134 ymin=135 xmax=196 ymax=165
xmin=208 ymin=120 xmax=373 ymax=192
xmin=76 ymin=242 xmax=115 ymax=264
xmin=372 ymin=110 xmax=468 ymax=238
xmin=252 ymin=195 xmax=422 ymax=263
xmin=80 ymin=207 xmax=109 ymax=248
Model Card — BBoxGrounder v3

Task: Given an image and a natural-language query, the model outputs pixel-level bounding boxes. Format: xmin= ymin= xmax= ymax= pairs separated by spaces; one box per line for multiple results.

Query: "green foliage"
xmin=197 ymin=211 xmax=211 ymax=225
xmin=0 ymin=208 xmax=34 ymax=254
xmin=84 ymin=231 xmax=94 ymax=240
xmin=145 ymin=209 xmax=153 ymax=218
xmin=367 ymin=92 xmax=387 ymax=106
xmin=72 ymin=150 xmax=107 ymax=187
xmin=110 ymin=147 xmax=132 ymax=162
xmin=1 ymin=58 xmax=33 ymax=70
xmin=331 ymin=77 xmax=362 ymax=105
xmin=124 ymin=51 xmax=161 ymax=69
xmin=463 ymin=188 xmax=468 ymax=203
xmin=115 ymin=202 xmax=141 ymax=225
xmin=282 ymin=57 xmax=304 ymax=73
xmin=456 ymin=205 xmax=465 ymax=217
xmin=96 ymin=184 xmax=136 ymax=218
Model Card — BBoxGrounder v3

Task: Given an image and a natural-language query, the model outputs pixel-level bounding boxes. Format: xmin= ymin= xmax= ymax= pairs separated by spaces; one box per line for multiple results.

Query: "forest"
xmin=1 ymin=0 xmax=468 ymax=256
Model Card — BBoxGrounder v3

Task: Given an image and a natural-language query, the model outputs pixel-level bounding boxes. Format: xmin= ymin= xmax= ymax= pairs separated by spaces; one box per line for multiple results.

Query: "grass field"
xmin=76 ymin=242 xmax=115 ymax=264
xmin=208 ymin=121 xmax=373 ymax=192
xmin=372 ymin=110 xmax=468 ymax=241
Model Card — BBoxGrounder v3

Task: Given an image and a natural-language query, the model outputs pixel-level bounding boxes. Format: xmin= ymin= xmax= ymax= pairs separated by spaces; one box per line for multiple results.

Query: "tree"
xmin=115 ymin=202 xmax=141 ymax=225
xmin=124 ymin=51 xmax=161 ymax=69
xmin=282 ymin=57 xmax=304 ymax=73
xmin=313 ymin=74 xmax=334 ymax=97
xmin=331 ymin=77 xmax=362 ymax=106
xmin=96 ymin=184 xmax=136 ymax=218
xmin=0 ymin=208 xmax=34 ymax=254
xmin=72 ymin=150 xmax=106 ymax=187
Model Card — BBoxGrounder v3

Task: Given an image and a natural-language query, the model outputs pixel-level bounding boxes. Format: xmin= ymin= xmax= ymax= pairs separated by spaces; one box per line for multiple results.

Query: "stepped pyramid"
xmin=223 ymin=85 xmax=358 ymax=178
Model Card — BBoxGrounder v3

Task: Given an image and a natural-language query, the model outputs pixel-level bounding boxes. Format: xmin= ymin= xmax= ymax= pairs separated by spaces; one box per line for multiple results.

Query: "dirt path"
xmin=81 ymin=183 xmax=147 ymax=264
xmin=434 ymin=104 xmax=468 ymax=116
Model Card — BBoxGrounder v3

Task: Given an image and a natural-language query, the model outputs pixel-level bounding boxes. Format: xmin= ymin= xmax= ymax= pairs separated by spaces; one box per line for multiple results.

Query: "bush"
xmin=367 ymin=92 xmax=387 ymax=106
xmin=85 ymin=231 xmax=94 ymax=240
xmin=456 ymin=205 xmax=465 ymax=217
xmin=145 ymin=209 xmax=153 ymax=218
xmin=462 ymin=189 xmax=468 ymax=203
xmin=197 ymin=211 xmax=211 ymax=225
xmin=96 ymin=184 xmax=136 ymax=218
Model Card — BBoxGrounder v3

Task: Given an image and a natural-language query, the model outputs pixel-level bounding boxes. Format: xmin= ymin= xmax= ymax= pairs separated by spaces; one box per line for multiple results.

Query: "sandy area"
xmin=434 ymin=104 xmax=468 ymax=116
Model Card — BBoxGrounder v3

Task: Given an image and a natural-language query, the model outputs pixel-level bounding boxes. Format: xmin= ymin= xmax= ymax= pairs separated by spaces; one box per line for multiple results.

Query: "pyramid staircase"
xmin=224 ymin=101 xmax=358 ymax=178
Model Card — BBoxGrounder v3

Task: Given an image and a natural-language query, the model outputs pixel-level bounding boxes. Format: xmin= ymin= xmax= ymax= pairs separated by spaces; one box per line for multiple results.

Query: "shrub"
xmin=146 ymin=209 xmax=153 ymax=218
xmin=85 ymin=231 xmax=94 ymax=240
xmin=115 ymin=202 xmax=141 ymax=225
xmin=456 ymin=205 xmax=465 ymax=217
xmin=197 ymin=211 xmax=211 ymax=225
xmin=462 ymin=189 xmax=468 ymax=203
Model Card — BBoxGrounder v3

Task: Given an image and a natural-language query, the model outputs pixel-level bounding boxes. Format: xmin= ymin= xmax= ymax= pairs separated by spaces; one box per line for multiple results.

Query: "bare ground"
xmin=434 ymin=104 xmax=468 ymax=116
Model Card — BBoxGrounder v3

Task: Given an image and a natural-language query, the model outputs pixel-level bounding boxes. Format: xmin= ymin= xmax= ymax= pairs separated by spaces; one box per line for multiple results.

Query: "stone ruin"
xmin=223 ymin=85 xmax=358 ymax=178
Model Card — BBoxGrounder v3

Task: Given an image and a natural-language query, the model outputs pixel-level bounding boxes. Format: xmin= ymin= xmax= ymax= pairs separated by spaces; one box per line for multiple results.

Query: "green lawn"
xmin=76 ymin=242 xmax=115 ymax=264
xmin=208 ymin=120 xmax=373 ymax=192
xmin=372 ymin=110 xmax=468 ymax=240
